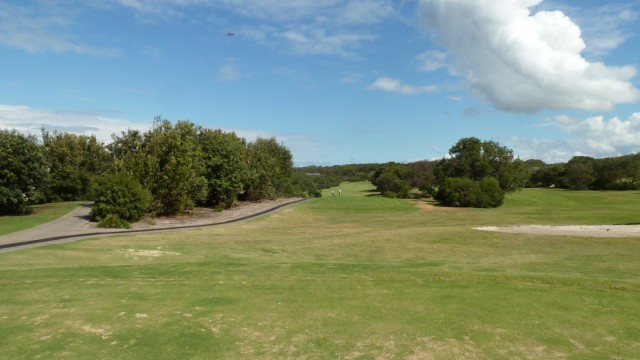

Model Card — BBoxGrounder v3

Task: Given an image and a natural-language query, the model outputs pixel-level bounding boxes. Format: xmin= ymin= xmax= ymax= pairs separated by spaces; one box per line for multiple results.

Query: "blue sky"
xmin=1 ymin=0 xmax=639 ymax=166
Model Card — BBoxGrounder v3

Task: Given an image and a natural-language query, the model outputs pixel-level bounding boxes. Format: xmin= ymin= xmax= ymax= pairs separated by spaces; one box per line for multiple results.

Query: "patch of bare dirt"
xmin=413 ymin=199 xmax=456 ymax=213
xmin=475 ymin=224 xmax=640 ymax=237
xmin=84 ymin=198 xmax=304 ymax=230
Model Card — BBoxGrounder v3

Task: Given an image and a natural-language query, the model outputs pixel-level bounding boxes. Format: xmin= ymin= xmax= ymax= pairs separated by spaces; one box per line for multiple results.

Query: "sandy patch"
xmin=475 ymin=224 xmax=640 ymax=237
xmin=119 ymin=248 xmax=180 ymax=258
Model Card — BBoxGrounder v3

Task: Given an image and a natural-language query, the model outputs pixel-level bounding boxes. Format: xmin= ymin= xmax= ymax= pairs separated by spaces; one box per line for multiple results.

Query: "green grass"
xmin=0 ymin=183 xmax=639 ymax=359
xmin=0 ymin=201 xmax=86 ymax=236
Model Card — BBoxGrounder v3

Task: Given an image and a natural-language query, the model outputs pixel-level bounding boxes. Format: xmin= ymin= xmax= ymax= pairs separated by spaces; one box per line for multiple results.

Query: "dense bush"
xmin=0 ymin=186 xmax=32 ymax=215
xmin=97 ymin=214 xmax=132 ymax=229
xmin=91 ymin=174 xmax=151 ymax=222
xmin=435 ymin=177 xmax=504 ymax=208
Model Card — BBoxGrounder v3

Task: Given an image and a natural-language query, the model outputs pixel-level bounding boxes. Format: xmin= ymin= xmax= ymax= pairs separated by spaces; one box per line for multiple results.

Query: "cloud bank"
xmin=0 ymin=104 xmax=149 ymax=143
xmin=512 ymin=112 xmax=640 ymax=162
xmin=420 ymin=0 xmax=640 ymax=112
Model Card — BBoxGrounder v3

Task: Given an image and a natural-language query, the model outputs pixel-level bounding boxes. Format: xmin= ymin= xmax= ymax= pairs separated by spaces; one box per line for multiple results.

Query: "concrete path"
xmin=0 ymin=199 xmax=307 ymax=253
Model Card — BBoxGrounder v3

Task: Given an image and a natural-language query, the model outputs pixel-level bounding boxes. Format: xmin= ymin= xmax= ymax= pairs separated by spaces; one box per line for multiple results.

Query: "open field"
xmin=1 ymin=183 xmax=639 ymax=359
xmin=0 ymin=202 xmax=87 ymax=237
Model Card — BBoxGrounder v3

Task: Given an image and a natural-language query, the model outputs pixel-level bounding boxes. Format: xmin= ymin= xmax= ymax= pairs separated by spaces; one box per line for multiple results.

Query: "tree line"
xmin=1 ymin=119 xmax=322 ymax=225
xmin=526 ymin=154 xmax=640 ymax=190
xmin=301 ymin=137 xmax=640 ymax=208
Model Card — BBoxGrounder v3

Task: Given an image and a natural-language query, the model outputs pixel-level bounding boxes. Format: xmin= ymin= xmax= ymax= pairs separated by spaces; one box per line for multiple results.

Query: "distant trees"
xmin=371 ymin=162 xmax=412 ymax=198
xmin=528 ymin=154 xmax=640 ymax=190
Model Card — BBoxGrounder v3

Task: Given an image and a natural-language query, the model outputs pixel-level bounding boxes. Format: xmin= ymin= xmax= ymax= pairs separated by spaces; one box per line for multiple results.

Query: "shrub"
xmin=391 ymin=179 xmax=412 ymax=199
xmin=0 ymin=186 xmax=33 ymax=215
xmin=476 ymin=177 xmax=505 ymax=208
xmin=91 ymin=173 xmax=151 ymax=222
xmin=435 ymin=177 xmax=504 ymax=208
xmin=97 ymin=214 xmax=131 ymax=229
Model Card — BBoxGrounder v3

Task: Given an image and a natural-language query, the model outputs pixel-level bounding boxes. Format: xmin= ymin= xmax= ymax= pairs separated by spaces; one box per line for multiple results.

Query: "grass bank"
xmin=0 ymin=183 xmax=638 ymax=358
xmin=0 ymin=201 xmax=86 ymax=237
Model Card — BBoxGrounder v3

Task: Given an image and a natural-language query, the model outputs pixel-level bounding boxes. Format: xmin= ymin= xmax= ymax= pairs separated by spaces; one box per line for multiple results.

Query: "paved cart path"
xmin=0 ymin=199 xmax=306 ymax=252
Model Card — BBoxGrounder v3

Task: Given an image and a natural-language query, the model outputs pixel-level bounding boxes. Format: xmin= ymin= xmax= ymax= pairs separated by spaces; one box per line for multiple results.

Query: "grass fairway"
xmin=0 ymin=201 xmax=86 ymax=237
xmin=1 ymin=183 xmax=639 ymax=359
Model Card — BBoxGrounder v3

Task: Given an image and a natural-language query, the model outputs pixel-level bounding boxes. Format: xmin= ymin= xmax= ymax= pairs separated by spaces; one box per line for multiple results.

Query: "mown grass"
xmin=0 ymin=183 xmax=639 ymax=359
xmin=0 ymin=201 xmax=86 ymax=236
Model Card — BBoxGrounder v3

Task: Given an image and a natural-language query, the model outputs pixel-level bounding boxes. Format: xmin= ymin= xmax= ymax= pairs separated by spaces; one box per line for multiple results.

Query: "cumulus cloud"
xmin=368 ymin=77 xmax=438 ymax=95
xmin=512 ymin=112 xmax=640 ymax=162
xmin=419 ymin=0 xmax=640 ymax=112
xmin=0 ymin=104 xmax=149 ymax=143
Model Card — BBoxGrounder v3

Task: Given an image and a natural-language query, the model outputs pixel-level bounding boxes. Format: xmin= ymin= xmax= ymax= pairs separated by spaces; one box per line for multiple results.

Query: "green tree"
xmin=198 ymin=129 xmax=247 ymax=208
xmin=434 ymin=177 xmax=504 ymax=208
xmin=42 ymin=130 xmax=111 ymax=201
xmin=371 ymin=162 xmax=413 ymax=198
xmin=0 ymin=129 xmax=48 ymax=214
xmin=436 ymin=137 xmax=528 ymax=192
xmin=243 ymin=137 xmax=293 ymax=201
xmin=110 ymin=119 xmax=207 ymax=215
xmin=566 ymin=156 xmax=595 ymax=190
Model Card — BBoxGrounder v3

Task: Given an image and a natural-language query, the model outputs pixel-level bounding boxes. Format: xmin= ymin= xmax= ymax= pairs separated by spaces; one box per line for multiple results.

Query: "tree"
xmin=198 ymin=129 xmax=247 ymax=208
xmin=42 ymin=130 xmax=111 ymax=201
xmin=566 ymin=156 xmax=594 ymax=190
xmin=110 ymin=119 xmax=208 ymax=215
xmin=408 ymin=160 xmax=438 ymax=195
xmin=243 ymin=137 xmax=293 ymax=201
xmin=434 ymin=177 xmax=504 ymax=208
xmin=0 ymin=129 xmax=48 ymax=214
xmin=436 ymin=137 xmax=529 ymax=192
xmin=371 ymin=162 xmax=412 ymax=198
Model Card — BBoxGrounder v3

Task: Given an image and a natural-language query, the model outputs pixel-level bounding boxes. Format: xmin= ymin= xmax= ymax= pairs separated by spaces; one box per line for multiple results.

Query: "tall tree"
xmin=198 ymin=128 xmax=247 ymax=208
xmin=0 ymin=129 xmax=48 ymax=214
xmin=243 ymin=137 xmax=293 ymax=201
xmin=110 ymin=119 xmax=207 ymax=215
xmin=436 ymin=137 xmax=529 ymax=192
xmin=42 ymin=130 xmax=111 ymax=201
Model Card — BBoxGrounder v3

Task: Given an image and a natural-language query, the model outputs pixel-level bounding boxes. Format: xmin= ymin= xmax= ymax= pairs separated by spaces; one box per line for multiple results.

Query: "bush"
xmin=0 ymin=186 xmax=32 ymax=215
xmin=434 ymin=177 xmax=504 ymax=208
xmin=391 ymin=179 xmax=411 ymax=199
xmin=91 ymin=173 xmax=151 ymax=222
xmin=476 ymin=177 xmax=505 ymax=208
xmin=97 ymin=214 xmax=131 ymax=229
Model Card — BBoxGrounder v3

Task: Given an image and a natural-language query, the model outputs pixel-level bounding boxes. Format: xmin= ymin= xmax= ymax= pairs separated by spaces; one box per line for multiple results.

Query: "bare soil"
xmin=84 ymin=198 xmax=305 ymax=230
xmin=475 ymin=224 xmax=640 ymax=237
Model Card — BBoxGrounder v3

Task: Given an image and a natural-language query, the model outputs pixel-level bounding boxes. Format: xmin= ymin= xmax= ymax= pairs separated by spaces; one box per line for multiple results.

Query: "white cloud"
xmin=0 ymin=104 xmax=149 ymax=143
xmin=419 ymin=0 xmax=640 ymax=112
xmin=117 ymin=0 xmax=394 ymax=58
xmin=218 ymin=59 xmax=243 ymax=81
xmin=512 ymin=112 xmax=640 ymax=162
xmin=416 ymin=50 xmax=449 ymax=72
xmin=0 ymin=3 xmax=121 ymax=56
xmin=540 ymin=2 xmax=639 ymax=57
xmin=368 ymin=77 xmax=438 ymax=95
